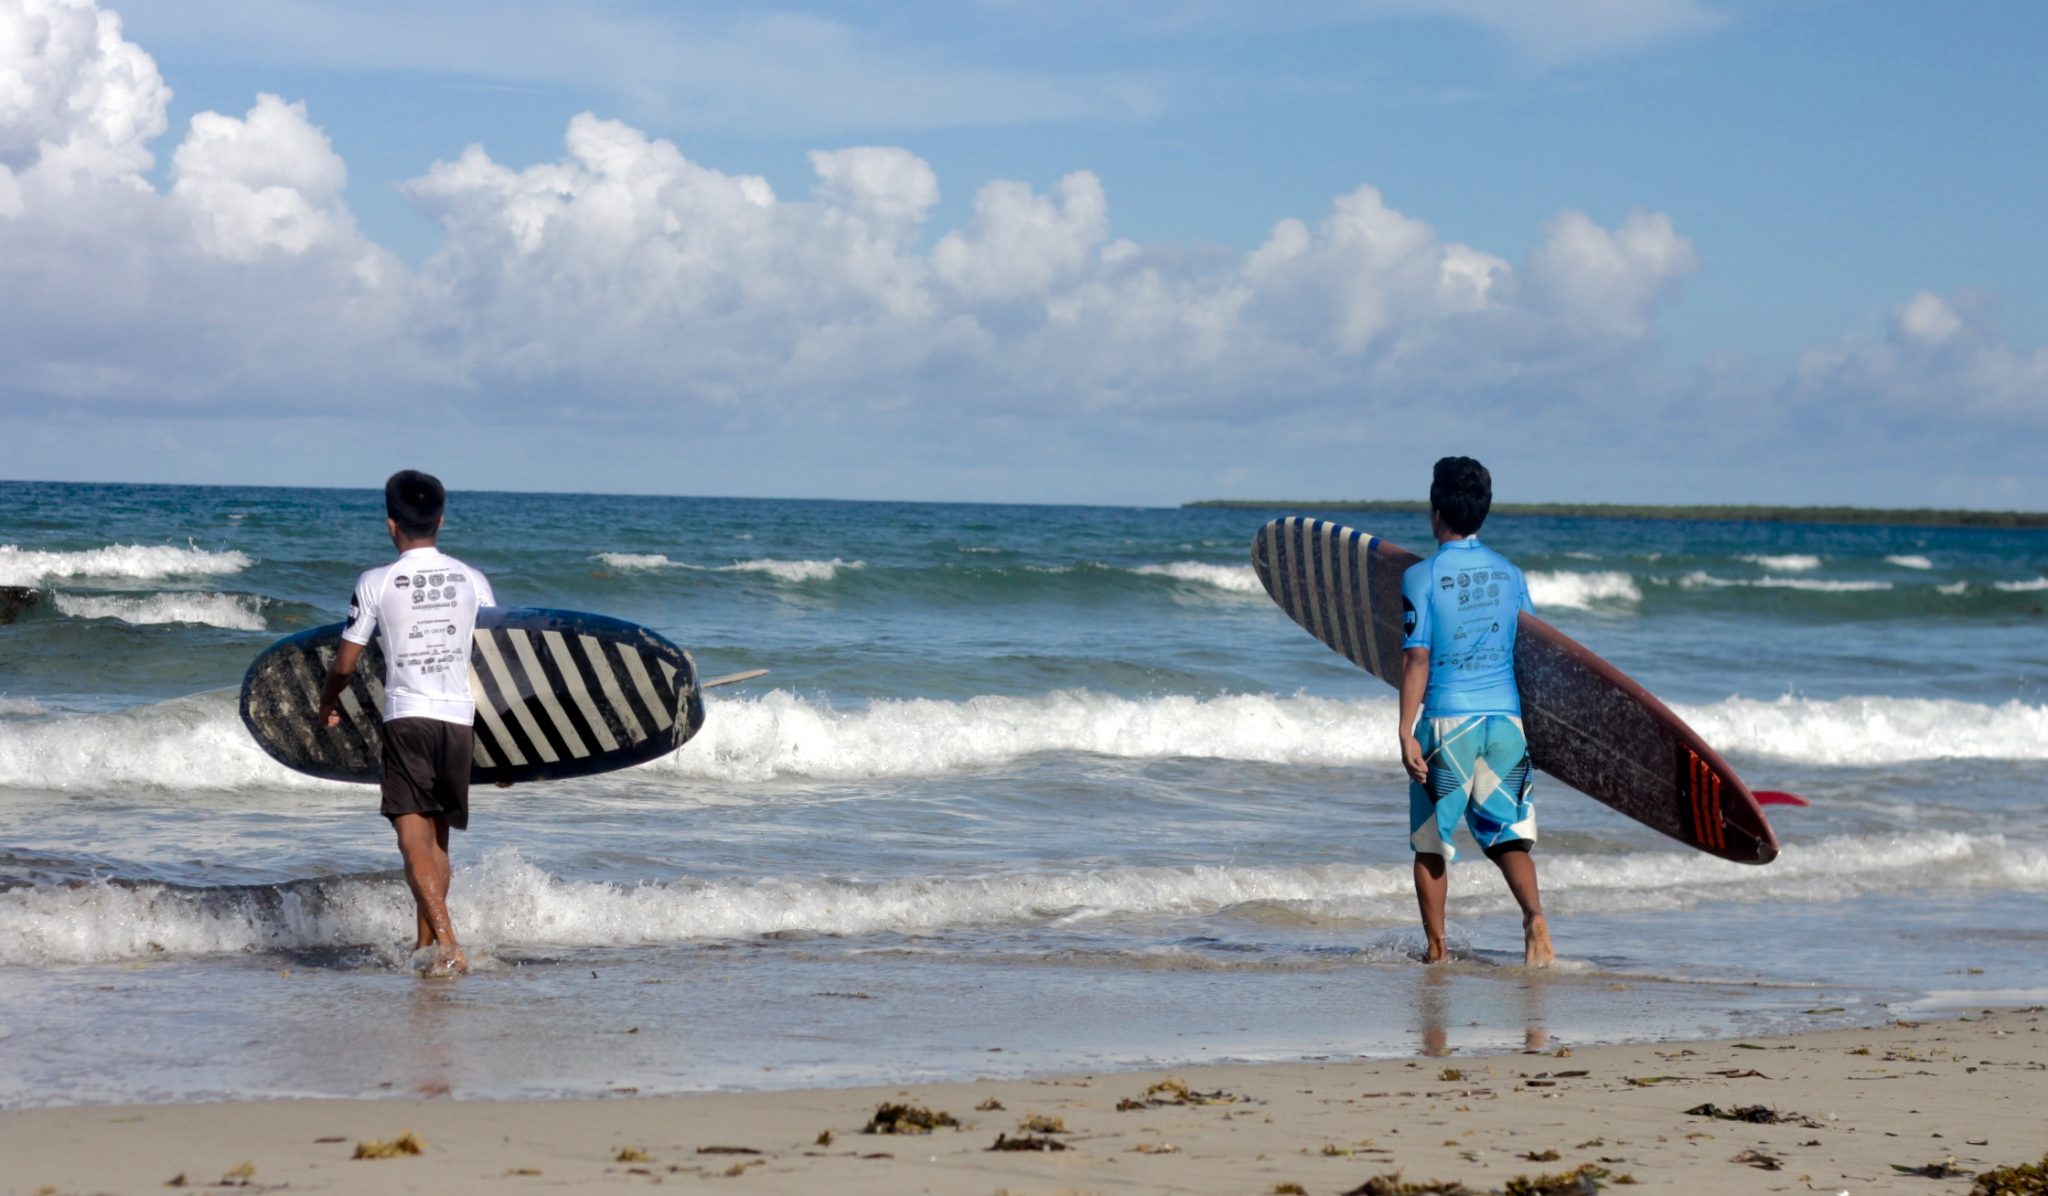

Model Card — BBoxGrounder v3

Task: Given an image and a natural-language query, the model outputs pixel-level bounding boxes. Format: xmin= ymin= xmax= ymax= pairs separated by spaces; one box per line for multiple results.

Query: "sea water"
xmin=0 ymin=480 xmax=2043 ymax=1106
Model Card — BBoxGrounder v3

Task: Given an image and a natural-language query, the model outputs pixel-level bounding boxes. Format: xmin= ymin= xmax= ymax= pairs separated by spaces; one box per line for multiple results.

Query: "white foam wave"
xmin=0 ymin=694 xmax=348 ymax=792
xmin=1526 ymin=571 xmax=1640 ymax=610
xmin=663 ymin=690 xmax=1392 ymax=782
xmin=6 ymin=832 xmax=2041 ymax=965
xmin=1738 ymin=553 xmax=1822 ymax=571
xmin=0 ymin=543 xmax=252 ymax=588
xmin=1672 ymin=694 xmax=2048 ymax=764
xmin=1994 ymin=577 xmax=2048 ymax=593
xmin=721 ymin=558 xmax=861 ymax=583
xmin=4 ymin=690 xmax=2046 ymax=794
xmin=0 ymin=697 xmax=48 ymax=717
xmin=1886 ymin=555 xmax=1934 ymax=570
xmin=1682 ymin=572 xmax=1892 ymax=593
xmin=595 ymin=552 xmax=680 ymax=570
xmin=1131 ymin=562 xmax=1265 ymax=595
xmin=52 ymin=591 xmax=268 ymax=632
xmin=1938 ymin=581 xmax=1969 ymax=596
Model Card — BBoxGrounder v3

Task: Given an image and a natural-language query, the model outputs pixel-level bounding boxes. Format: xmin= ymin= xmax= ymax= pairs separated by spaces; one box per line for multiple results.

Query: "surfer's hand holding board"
xmin=1397 ymin=648 xmax=1431 ymax=785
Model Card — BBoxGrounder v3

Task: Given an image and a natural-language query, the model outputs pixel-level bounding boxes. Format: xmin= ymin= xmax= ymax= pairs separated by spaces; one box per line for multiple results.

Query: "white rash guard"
xmin=341 ymin=546 xmax=496 ymax=725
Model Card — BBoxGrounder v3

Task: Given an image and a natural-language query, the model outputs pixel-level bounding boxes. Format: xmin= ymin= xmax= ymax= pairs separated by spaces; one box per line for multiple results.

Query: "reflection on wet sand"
xmin=1417 ymin=965 xmax=1551 ymax=1057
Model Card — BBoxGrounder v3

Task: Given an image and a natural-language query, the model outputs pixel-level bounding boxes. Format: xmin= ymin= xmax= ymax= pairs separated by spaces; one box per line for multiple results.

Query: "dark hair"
xmin=1429 ymin=456 xmax=1492 ymax=536
xmin=385 ymin=470 xmax=445 ymax=539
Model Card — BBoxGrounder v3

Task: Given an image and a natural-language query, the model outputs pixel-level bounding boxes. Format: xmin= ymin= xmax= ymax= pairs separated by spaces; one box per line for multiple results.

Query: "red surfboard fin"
xmin=1755 ymin=790 xmax=1809 ymax=807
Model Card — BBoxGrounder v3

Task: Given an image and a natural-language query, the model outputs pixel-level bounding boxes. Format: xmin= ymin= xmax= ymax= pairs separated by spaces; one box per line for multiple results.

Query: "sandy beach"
xmin=4 ymin=1005 xmax=2041 ymax=1195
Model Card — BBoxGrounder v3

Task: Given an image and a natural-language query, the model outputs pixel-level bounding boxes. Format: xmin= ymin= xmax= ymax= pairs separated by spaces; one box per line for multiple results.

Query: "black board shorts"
xmin=380 ymin=717 xmax=474 ymax=829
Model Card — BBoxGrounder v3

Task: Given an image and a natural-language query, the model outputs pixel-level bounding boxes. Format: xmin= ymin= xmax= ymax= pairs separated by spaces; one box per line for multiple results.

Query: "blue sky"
xmin=2 ymin=0 xmax=2043 ymax=507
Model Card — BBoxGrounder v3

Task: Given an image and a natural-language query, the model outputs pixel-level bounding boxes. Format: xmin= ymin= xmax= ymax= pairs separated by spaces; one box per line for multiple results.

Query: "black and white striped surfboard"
xmin=239 ymin=608 xmax=706 ymax=784
xmin=1251 ymin=517 xmax=1781 ymax=864
xmin=1250 ymin=517 xmax=1410 ymax=688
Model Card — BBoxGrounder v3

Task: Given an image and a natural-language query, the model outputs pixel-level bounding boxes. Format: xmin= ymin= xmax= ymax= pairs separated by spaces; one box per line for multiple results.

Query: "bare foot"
xmin=1523 ymin=914 xmax=1554 ymax=968
xmin=410 ymin=943 xmax=469 ymax=975
xmin=1423 ymin=938 xmax=1448 ymax=964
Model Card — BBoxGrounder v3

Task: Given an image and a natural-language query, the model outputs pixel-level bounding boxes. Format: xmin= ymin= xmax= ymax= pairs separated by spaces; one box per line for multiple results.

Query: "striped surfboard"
xmin=1251 ymin=517 xmax=1779 ymax=864
xmin=239 ymin=608 xmax=707 ymax=784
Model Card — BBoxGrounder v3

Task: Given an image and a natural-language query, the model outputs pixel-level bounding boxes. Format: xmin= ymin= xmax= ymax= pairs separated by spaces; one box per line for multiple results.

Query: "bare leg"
xmin=1413 ymin=853 xmax=1449 ymax=963
xmin=1490 ymin=846 xmax=1553 ymax=967
xmin=392 ymin=813 xmax=465 ymax=973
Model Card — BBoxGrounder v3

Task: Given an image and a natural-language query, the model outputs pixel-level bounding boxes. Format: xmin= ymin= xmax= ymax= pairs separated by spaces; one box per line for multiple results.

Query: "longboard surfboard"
xmin=1251 ymin=518 xmax=1780 ymax=865
xmin=240 ymin=607 xmax=708 ymax=785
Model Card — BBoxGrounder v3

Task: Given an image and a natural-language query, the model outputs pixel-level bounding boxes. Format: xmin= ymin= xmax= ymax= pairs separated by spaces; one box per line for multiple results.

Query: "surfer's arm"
xmin=1398 ymin=647 xmax=1430 ymax=784
xmin=316 ymin=639 xmax=366 ymax=728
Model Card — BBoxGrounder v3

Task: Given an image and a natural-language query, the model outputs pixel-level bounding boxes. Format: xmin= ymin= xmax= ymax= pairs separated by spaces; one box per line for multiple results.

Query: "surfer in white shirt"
xmin=316 ymin=471 xmax=495 ymax=975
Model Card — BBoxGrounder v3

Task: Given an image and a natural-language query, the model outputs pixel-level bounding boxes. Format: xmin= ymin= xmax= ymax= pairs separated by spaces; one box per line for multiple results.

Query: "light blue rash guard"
xmin=1400 ymin=536 xmax=1535 ymax=718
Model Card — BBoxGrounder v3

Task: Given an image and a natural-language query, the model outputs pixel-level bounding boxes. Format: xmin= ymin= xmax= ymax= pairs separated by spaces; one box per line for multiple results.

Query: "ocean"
xmin=1 ymin=479 xmax=2044 ymax=1107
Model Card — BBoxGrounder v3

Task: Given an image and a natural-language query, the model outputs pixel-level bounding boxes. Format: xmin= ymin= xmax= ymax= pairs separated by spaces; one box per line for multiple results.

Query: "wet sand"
xmin=3 ymin=1006 xmax=2042 ymax=1194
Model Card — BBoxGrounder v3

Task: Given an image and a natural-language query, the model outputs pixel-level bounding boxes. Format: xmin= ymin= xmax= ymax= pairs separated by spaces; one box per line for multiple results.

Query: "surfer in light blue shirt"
xmin=1398 ymin=457 xmax=1552 ymax=967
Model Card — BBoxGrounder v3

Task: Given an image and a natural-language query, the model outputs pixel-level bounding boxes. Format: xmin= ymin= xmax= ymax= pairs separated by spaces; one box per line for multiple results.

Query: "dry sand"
xmin=3 ymin=1005 xmax=2043 ymax=1195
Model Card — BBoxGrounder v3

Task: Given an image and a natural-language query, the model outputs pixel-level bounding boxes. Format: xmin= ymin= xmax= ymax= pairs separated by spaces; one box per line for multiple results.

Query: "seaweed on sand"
xmin=1116 ymin=1077 xmax=1240 ymax=1110
xmin=1503 ymin=1164 xmax=1621 ymax=1195
xmin=862 ymin=1102 xmax=960 ymax=1134
xmin=989 ymin=1133 xmax=1068 ymax=1152
xmin=1973 ymin=1153 xmax=2048 ymax=1195
xmin=1683 ymin=1102 xmax=1823 ymax=1128
xmin=1340 ymin=1174 xmax=1477 ymax=1195
xmin=353 ymin=1131 xmax=425 ymax=1160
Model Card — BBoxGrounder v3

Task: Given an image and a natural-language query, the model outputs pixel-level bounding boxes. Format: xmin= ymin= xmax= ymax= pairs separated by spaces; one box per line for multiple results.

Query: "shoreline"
xmin=4 ymin=1006 xmax=2040 ymax=1194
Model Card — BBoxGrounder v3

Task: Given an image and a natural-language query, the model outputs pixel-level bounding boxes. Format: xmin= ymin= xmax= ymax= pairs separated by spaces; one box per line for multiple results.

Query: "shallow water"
xmin=1 ymin=481 xmax=2044 ymax=1105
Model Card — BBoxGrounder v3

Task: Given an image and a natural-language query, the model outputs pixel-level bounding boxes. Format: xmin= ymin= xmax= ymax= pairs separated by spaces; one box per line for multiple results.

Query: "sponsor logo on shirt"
xmin=1458 ymin=573 xmax=1470 ymax=587
xmin=348 ymin=599 xmax=360 ymax=620
xmin=393 ymin=575 xmax=410 ymax=588
xmin=1439 ymin=576 xmax=1454 ymax=591
xmin=412 ymin=574 xmax=426 ymax=589
xmin=1402 ymin=598 xmax=1418 ymax=635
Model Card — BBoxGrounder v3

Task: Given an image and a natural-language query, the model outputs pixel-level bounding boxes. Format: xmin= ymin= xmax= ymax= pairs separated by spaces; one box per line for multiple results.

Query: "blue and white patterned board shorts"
xmin=1408 ymin=714 xmax=1536 ymax=861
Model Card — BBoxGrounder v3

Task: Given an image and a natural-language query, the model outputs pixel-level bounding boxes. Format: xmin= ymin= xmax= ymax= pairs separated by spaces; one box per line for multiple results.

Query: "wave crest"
xmin=0 ymin=543 xmax=252 ymax=587
xmin=5 ymin=833 xmax=2040 ymax=965
xmin=53 ymin=591 xmax=268 ymax=631
xmin=1527 ymin=571 xmax=1641 ymax=610
xmin=1131 ymin=562 xmax=1265 ymax=595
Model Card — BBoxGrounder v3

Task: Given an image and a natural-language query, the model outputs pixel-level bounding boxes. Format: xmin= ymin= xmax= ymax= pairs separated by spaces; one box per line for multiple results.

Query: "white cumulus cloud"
xmin=1793 ymin=290 xmax=2048 ymax=423
xmin=1 ymin=0 xmax=2039 ymax=507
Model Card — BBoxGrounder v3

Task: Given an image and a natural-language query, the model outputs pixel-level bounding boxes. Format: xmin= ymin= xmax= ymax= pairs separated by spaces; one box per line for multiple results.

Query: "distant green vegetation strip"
xmin=1183 ymin=500 xmax=2048 ymax=529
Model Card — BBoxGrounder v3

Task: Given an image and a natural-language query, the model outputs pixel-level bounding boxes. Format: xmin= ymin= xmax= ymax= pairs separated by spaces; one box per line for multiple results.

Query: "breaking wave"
xmin=4 ymin=832 xmax=2041 ymax=965
xmin=1526 ymin=571 xmax=1641 ymax=611
xmin=1131 ymin=562 xmax=1266 ymax=595
xmin=4 ymin=689 xmax=2044 ymax=794
xmin=1680 ymin=572 xmax=1892 ymax=593
xmin=0 ymin=543 xmax=252 ymax=588
xmin=52 ymin=591 xmax=269 ymax=632
xmin=1738 ymin=554 xmax=1823 ymax=571
xmin=591 ymin=553 xmax=861 ymax=583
